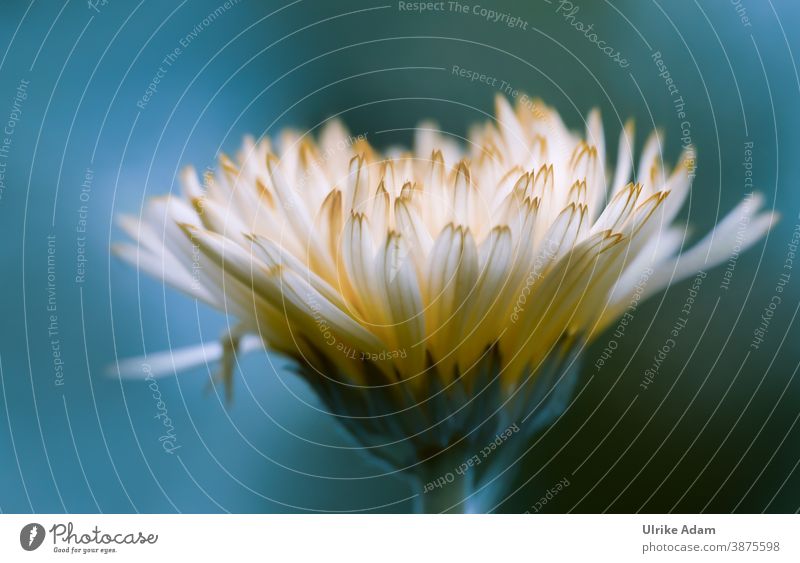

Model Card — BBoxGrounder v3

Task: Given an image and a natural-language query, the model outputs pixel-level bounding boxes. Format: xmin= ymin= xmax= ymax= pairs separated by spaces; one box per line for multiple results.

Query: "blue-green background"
xmin=1 ymin=0 xmax=799 ymax=512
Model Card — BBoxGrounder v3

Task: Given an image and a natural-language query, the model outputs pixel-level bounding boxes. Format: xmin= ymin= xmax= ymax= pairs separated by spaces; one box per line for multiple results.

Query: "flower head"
xmin=116 ymin=96 xmax=774 ymax=472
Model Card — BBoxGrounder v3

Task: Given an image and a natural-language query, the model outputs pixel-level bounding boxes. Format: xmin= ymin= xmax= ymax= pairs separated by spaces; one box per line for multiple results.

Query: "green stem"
xmin=415 ymin=455 xmax=473 ymax=514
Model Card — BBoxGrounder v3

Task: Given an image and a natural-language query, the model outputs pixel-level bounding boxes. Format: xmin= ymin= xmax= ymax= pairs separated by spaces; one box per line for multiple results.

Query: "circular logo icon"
xmin=20 ymin=523 xmax=45 ymax=551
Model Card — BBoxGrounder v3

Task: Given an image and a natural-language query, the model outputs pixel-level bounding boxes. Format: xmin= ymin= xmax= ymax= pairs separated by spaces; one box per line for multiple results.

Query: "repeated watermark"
xmin=510 ymin=239 xmax=561 ymax=324
xmin=305 ymin=289 xmax=408 ymax=362
xmin=731 ymin=0 xmax=753 ymax=28
xmin=190 ymin=242 xmax=203 ymax=293
xmin=640 ymin=270 xmax=706 ymax=391
xmin=553 ymin=1 xmax=629 ymax=69
xmin=142 ymin=363 xmax=181 ymax=454
xmin=280 ymin=131 xmax=367 ymax=218
xmin=652 ymin=50 xmax=697 ymax=178
xmin=422 ymin=423 xmax=519 ymax=493
xmin=719 ymin=190 xmax=758 ymax=292
xmin=524 ymin=476 xmax=571 ymax=513
xmin=74 ymin=167 xmax=93 ymax=285
xmin=0 ymin=77 xmax=29 ymax=202
xmin=594 ymin=267 xmax=652 ymax=372
xmin=397 ymin=2 xmax=529 ymax=30
xmin=87 ymin=0 xmax=110 ymax=13
xmin=750 ymin=213 xmax=798 ymax=350
xmin=136 ymin=0 xmax=241 ymax=109
xmin=46 ymin=234 xmax=66 ymax=388
xmin=451 ymin=65 xmax=543 ymax=117
xmin=294 ymin=132 xmax=368 ymax=196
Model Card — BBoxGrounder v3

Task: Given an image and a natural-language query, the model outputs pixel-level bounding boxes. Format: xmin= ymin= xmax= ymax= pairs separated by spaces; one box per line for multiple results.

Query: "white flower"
xmin=114 ymin=95 xmax=774 ymax=471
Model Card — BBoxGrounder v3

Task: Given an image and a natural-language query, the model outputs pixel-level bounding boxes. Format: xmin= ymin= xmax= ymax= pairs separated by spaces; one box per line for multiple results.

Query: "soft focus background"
xmin=1 ymin=0 xmax=799 ymax=513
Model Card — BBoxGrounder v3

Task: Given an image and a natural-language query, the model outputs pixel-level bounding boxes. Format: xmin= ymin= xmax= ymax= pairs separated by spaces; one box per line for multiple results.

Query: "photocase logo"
xmin=20 ymin=523 xmax=45 ymax=551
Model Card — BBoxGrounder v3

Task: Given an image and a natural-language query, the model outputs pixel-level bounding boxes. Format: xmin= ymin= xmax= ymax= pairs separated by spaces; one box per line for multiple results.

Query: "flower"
xmin=114 ymin=95 xmax=775 ymax=511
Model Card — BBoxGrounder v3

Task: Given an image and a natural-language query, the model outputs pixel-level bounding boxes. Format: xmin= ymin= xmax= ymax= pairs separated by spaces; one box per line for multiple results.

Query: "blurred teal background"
xmin=0 ymin=0 xmax=798 ymax=513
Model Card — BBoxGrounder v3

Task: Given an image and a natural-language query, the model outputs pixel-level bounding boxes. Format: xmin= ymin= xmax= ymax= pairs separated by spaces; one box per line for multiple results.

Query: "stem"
xmin=415 ymin=454 xmax=473 ymax=514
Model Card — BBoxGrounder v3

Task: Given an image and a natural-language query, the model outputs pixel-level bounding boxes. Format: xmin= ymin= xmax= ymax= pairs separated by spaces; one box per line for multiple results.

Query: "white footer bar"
xmin=1 ymin=514 xmax=797 ymax=561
